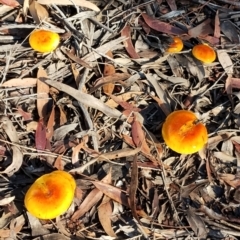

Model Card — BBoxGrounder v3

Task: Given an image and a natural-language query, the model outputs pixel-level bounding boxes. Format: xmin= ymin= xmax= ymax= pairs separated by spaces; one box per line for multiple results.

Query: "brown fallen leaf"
xmin=2 ymin=78 xmax=37 ymax=87
xmin=72 ymin=141 xmax=84 ymax=166
xmin=142 ymin=13 xmax=186 ymax=35
xmin=90 ymin=72 xmax=130 ymax=94
xmin=92 ymin=181 xmax=129 ymax=207
xmin=29 ymin=0 xmax=49 ymax=24
xmin=71 ymin=171 xmax=112 ymax=221
xmin=17 ymin=107 xmax=32 ymax=121
xmin=214 ymin=10 xmax=221 ymax=39
xmin=98 ymin=195 xmax=116 ymax=237
xmin=109 ymin=94 xmax=141 ymax=113
xmin=132 ymin=113 xmax=151 ymax=155
xmin=121 ymin=24 xmax=140 ymax=59
xmin=46 ymin=105 xmax=55 ymax=141
xmin=219 ymin=173 xmax=240 ymax=188
xmin=61 ymin=47 xmax=92 ymax=69
xmin=0 ymin=0 xmax=19 ymax=7
xmin=188 ymin=19 xmax=213 ymax=38
xmin=122 ymin=134 xmax=159 ymax=166
xmin=105 ymin=92 xmax=143 ymax=108
xmin=35 ymin=118 xmax=47 ymax=151
xmin=102 ymin=50 xmax=115 ymax=95
xmin=58 ymin=105 xmax=67 ymax=125
xmin=53 ymin=154 xmax=64 ymax=170
xmin=166 ymin=0 xmax=177 ymax=10
xmin=71 ymin=188 xmax=103 ymax=221
xmin=129 ymin=155 xmax=140 ymax=222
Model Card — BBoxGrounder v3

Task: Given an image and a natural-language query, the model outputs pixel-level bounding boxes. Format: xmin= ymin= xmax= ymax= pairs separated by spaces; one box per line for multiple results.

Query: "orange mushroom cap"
xmin=29 ymin=29 xmax=60 ymax=53
xmin=24 ymin=170 xmax=76 ymax=219
xmin=192 ymin=44 xmax=216 ymax=63
xmin=162 ymin=110 xmax=208 ymax=154
xmin=166 ymin=37 xmax=183 ymax=53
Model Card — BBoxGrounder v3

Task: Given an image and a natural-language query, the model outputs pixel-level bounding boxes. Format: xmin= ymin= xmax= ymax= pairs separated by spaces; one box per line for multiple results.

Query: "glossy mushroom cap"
xmin=166 ymin=37 xmax=183 ymax=53
xmin=29 ymin=29 xmax=60 ymax=53
xmin=162 ymin=110 xmax=208 ymax=154
xmin=192 ymin=44 xmax=216 ymax=63
xmin=24 ymin=170 xmax=76 ymax=219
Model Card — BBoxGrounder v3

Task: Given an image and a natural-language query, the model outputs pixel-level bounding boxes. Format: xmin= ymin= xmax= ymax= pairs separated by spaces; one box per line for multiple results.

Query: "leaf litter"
xmin=1 ymin=0 xmax=240 ymax=239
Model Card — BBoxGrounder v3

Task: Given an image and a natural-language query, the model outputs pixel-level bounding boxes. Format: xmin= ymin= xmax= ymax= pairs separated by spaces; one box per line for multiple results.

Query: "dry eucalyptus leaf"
xmin=0 ymin=116 xmax=23 ymax=176
xmin=29 ymin=1 xmax=49 ymax=24
xmin=98 ymin=196 xmax=116 ymax=237
xmin=220 ymin=20 xmax=239 ymax=44
xmin=26 ymin=212 xmax=50 ymax=236
xmin=0 ymin=0 xmax=19 ymax=7
xmin=0 ymin=196 xmax=15 ymax=206
xmin=45 ymin=80 xmax=126 ymax=120
xmin=2 ymin=78 xmax=37 ymax=87
xmin=37 ymin=0 xmax=100 ymax=11
xmin=53 ymin=123 xmax=78 ymax=141
xmin=217 ymin=50 xmax=233 ymax=75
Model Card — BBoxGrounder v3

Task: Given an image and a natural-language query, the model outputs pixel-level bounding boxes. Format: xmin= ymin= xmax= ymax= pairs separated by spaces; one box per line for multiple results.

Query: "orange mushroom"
xmin=166 ymin=37 xmax=183 ymax=53
xmin=192 ymin=44 xmax=216 ymax=63
xmin=29 ymin=29 xmax=60 ymax=53
xmin=24 ymin=170 xmax=76 ymax=219
xmin=162 ymin=110 xmax=208 ymax=154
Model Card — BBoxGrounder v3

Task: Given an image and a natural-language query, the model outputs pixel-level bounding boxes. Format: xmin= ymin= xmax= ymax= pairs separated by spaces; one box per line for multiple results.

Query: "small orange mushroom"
xmin=192 ymin=44 xmax=216 ymax=63
xmin=29 ymin=29 xmax=60 ymax=53
xmin=166 ymin=37 xmax=183 ymax=53
xmin=24 ymin=170 xmax=76 ymax=219
xmin=162 ymin=110 xmax=208 ymax=154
